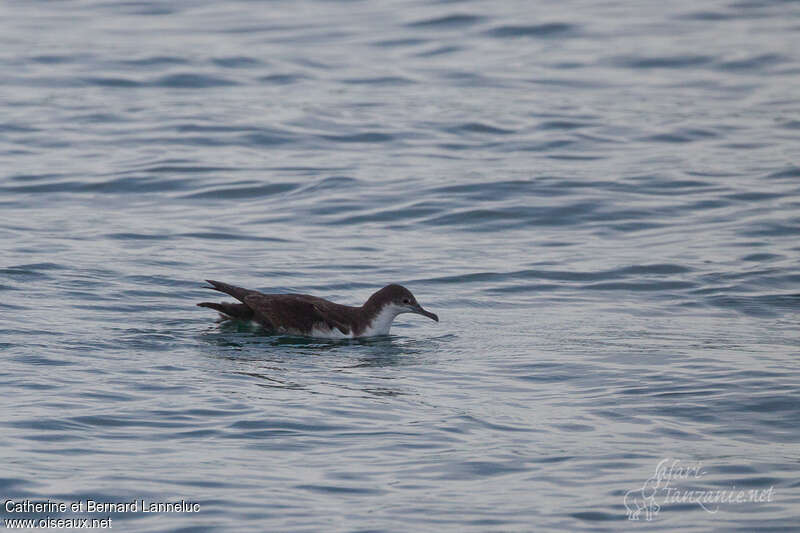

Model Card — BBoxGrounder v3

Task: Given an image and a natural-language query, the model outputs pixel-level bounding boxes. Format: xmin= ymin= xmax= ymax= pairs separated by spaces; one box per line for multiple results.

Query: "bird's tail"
xmin=203 ymin=279 xmax=256 ymax=303
xmin=197 ymin=301 xmax=254 ymax=321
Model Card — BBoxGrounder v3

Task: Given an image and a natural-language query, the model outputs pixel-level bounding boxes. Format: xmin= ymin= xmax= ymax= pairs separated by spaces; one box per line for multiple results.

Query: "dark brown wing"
xmin=243 ymin=294 xmax=351 ymax=335
xmin=204 ymin=280 xmax=259 ymax=302
xmin=197 ymin=301 xmax=254 ymax=321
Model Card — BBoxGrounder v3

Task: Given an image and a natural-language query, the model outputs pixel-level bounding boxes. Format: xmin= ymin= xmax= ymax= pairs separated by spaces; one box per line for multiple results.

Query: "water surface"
xmin=1 ymin=0 xmax=799 ymax=530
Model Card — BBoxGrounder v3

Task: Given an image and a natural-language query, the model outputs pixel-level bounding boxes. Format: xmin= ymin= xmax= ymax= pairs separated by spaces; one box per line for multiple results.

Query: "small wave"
xmin=537 ymin=120 xmax=590 ymax=130
xmin=334 ymin=205 xmax=441 ymax=225
xmin=240 ymin=131 xmax=296 ymax=146
xmin=705 ymin=293 xmax=800 ymax=317
xmin=340 ymin=76 xmax=415 ymax=85
xmin=30 ymin=54 xmax=76 ymax=64
xmin=124 ymin=162 xmax=234 ymax=173
xmin=0 ymin=123 xmax=39 ymax=133
xmin=372 ymin=38 xmax=427 ymax=48
xmin=447 ymin=122 xmax=516 ymax=135
xmin=582 ymin=281 xmax=696 ymax=291
xmin=725 ymin=191 xmax=782 ymax=201
xmin=766 ymin=166 xmax=800 ymax=179
xmin=212 ymin=56 xmax=261 ymax=68
xmin=106 ymin=233 xmax=169 ymax=241
xmin=422 ymin=264 xmax=692 ymax=285
xmin=179 ymin=231 xmax=288 ymax=243
xmin=741 ymin=253 xmax=783 ymax=262
xmin=717 ymin=53 xmax=786 ymax=72
xmin=485 ymin=23 xmax=575 ymax=38
xmin=259 ymin=73 xmax=307 ymax=84
xmin=0 ymin=177 xmax=190 ymax=194
xmin=83 ymin=77 xmax=142 ymax=88
xmin=740 ymin=221 xmax=800 ymax=237
xmin=321 ymin=132 xmax=394 ymax=143
xmin=119 ymin=56 xmax=189 ymax=67
xmin=407 ymin=14 xmax=485 ymax=29
xmin=180 ymin=182 xmax=298 ymax=200
xmin=297 ymin=176 xmax=359 ymax=194
xmin=642 ymin=128 xmax=719 ymax=143
xmin=414 ymin=45 xmax=462 ymax=57
xmin=677 ymin=11 xmax=738 ymax=21
xmin=614 ymin=55 xmax=713 ymax=69
xmin=570 ymin=511 xmax=619 ymax=522
xmin=153 ymin=73 xmax=238 ymax=88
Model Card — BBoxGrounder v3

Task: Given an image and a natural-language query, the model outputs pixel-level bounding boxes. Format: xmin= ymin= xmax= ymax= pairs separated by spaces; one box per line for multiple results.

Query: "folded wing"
xmin=244 ymin=294 xmax=351 ymax=335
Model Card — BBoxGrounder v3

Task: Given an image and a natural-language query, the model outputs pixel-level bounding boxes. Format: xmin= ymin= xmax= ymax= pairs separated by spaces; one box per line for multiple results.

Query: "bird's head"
xmin=367 ymin=284 xmax=439 ymax=322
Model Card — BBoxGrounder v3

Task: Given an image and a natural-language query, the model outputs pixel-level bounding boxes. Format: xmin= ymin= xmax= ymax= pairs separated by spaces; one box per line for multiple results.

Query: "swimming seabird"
xmin=198 ymin=280 xmax=438 ymax=338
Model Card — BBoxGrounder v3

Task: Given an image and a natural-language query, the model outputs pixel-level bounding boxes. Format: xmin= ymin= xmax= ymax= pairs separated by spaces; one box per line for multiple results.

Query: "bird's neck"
xmin=360 ymin=303 xmax=401 ymax=336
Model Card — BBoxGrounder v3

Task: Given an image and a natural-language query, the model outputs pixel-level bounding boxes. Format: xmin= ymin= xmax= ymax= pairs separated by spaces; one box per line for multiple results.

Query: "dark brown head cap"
xmin=369 ymin=284 xmax=417 ymax=305
xmin=365 ymin=284 xmax=438 ymax=322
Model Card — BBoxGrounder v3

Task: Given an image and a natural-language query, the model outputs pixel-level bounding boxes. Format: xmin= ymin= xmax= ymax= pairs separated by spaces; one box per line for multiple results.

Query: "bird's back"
xmin=242 ymin=292 xmax=360 ymax=336
xmin=201 ymin=280 xmax=373 ymax=338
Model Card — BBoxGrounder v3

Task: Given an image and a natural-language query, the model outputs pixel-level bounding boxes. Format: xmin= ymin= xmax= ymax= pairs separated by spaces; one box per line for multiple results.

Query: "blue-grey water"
xmin=1 ymin=0 xmax=799 ymax=531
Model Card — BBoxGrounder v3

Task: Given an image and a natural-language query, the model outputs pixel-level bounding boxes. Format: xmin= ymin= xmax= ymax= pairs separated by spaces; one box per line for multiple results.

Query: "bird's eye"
xmin=403 ymin=298 xmax=410 ymax=304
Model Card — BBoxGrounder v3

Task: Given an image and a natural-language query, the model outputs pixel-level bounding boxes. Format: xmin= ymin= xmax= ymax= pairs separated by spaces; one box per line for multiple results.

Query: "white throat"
xmin=362 ymin=304 xmax=404 ymax=337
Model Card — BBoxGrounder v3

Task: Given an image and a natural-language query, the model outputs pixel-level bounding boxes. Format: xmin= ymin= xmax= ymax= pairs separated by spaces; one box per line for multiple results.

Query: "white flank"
xmin=294 ymin=304 xmax=405 ymax=339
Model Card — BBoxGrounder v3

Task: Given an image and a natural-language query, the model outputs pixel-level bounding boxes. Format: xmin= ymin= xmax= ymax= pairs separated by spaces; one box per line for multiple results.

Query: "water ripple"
xmin=485 ymin=23 xmax=576 ymax=38
xmin=2 ymin=0 xmax=799 ymax=531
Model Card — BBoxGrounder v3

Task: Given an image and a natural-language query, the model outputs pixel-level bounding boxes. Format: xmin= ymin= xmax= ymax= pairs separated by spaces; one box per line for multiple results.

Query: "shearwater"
xmin=198 ymin=280 xmax=438 ymax=339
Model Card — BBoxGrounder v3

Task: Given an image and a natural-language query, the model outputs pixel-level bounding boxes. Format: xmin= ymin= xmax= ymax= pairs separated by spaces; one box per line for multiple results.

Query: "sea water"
xmin=1 ymin=0 xmax=798 ymax=530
